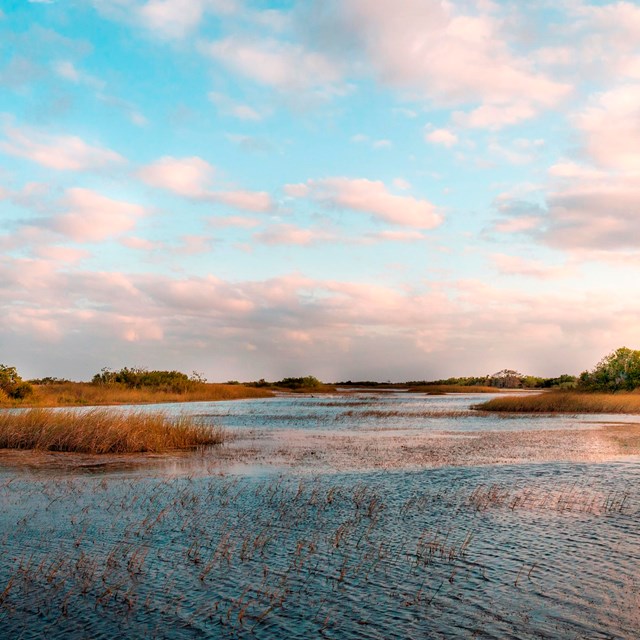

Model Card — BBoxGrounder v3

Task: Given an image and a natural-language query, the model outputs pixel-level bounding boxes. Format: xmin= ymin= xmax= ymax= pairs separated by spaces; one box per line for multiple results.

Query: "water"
xmin=0 ymin=392 xmax=638 ymax=638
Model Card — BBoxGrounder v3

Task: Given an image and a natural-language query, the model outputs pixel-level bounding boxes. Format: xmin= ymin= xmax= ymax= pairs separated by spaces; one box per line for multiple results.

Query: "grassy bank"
xmin=408 ymin=385 xmax=498 ymax=394
xmin=475 ymin=391 xmax=640 ymax=414
xmin=0 ymin=382 xmax=273 ymax=408
xmin=0 ymin=408 xmax=225 ymax=454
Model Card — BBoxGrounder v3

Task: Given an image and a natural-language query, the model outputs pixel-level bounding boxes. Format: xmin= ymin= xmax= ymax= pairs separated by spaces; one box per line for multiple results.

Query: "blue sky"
xmin=2 ymin=0 xmax=640 ymax=381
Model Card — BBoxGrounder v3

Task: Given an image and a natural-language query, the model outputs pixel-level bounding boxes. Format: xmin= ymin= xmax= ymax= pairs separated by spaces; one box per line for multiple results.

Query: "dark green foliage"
xmin=540 ymin=374 xmax=577 ymax=389
xmin=91 ymin=367 xmax=200 ymax=394
xmin=0 ymin=364 xmax=33 ymax=399
xmin=578 ymin=347 xmax=640 ymax=391
xmin=275 ymin=376 xmax=322 ymax=390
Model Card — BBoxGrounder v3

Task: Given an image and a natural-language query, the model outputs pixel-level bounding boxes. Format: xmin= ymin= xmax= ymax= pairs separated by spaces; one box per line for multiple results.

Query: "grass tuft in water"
xmin=0 ymin=408 xmax=226 ymax=454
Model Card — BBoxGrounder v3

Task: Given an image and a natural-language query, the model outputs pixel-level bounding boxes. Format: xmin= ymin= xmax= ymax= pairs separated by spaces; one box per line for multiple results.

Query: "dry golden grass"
xmin=0 ymin=408 xmax=226 ymax=453
xmin=408 ymin=385 xmax=497 ymax=394
xmin=3 ymin=382 xmax=273 ymax=408
xmin=475 ymin=391 xmax=640 ymax=414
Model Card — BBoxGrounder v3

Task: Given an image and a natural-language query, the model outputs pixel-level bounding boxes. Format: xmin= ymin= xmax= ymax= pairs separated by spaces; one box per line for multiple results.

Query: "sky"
xmin=2 ymin=0 xmax=640 ymax=382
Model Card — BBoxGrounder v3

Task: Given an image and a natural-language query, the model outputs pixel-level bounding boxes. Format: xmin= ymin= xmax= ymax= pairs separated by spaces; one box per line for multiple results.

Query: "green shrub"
xmin=0 ymin=364 xmax=33 ymax=399
xmin=579 ymin=347 xmax=640 ymax=391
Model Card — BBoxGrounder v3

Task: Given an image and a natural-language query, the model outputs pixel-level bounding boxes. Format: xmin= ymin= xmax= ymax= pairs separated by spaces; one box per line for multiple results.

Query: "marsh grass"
xmin=0 ymin=408 xmax=226 ymax=454
xmin=408 ymin=385 xmax=497 ymax=394
xmin=2 ymin=382 xmax=273 ymax=408
xmin=475 ymin=391 xmax=640 ymax=414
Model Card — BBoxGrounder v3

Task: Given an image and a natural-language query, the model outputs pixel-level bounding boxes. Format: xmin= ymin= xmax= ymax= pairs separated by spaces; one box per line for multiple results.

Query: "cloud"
xmin=3 ymin=255 xmax=640 ymax=380
xmin=494 ymin=171 xmax=640 ymax=251
xmin=0 ymin=126 xmax=125 ymax=171
xmin=52 ymin=60 xmax=104 ymax=89
xmin=208 ymin=92 xmax=263 ymax=121
xmin=138 ymin=156 xmax=214 ymax=198
xmin=138 ymin=156 xmax=272 ymax=211
xmin=212 ymin=190 xmax=272 ymax=212
xmin=94 ymin=0 xmax=238 ymax=39
xmin=288 ymin=177 xmax=442 ymax=229
xmin=303 ymin=0 xmax=570 ymax=126
xmin=254 ymin=223 xmax=328 ymax=246
xmin=51 ymin=188 xmax=146 ymax=242
xmin=491 ymin=253 xmax=569 ymax=279
xmin=425 ymin=128 xmax=458 ymax=147
xmin=543 ymin=176 xmax=640 ymax=250
xmin=572 ymin=83 xmax=640 ymax=171
xmin=201 ymin=37 xmax=343 ymax=96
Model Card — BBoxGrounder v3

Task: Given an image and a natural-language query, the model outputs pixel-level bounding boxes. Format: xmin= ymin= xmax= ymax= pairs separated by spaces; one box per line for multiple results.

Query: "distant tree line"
xmin=249 ymin=376 xmax=323 ymax=390
xmin=91 ymin=367 xmax=207 ymax=394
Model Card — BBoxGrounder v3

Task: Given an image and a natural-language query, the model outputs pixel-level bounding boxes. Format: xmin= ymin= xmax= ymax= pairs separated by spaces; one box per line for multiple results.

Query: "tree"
xmin=0 ymin=364 xmax=33 ymax=399
xmin=579 ymin=347 xmax=640 ymax=391
xmin=91 ymin=367 xmax=198 ymax=393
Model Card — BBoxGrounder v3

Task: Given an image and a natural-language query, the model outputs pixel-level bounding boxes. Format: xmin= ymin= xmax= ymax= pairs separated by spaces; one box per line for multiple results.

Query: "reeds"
xmin=408 ymin=385 xmax=497 ymax=394
xmin=475 ymin=391 xmax=640 ymax=413
xmin=0 ymin=408 xmax=226 ymax=453
xmin=2 ymin=382 xmax=273 ymax=408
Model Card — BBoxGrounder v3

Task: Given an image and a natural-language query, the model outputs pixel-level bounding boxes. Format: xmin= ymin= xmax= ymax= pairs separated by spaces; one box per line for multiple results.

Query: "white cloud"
xmin=425 ymin=128 xmax=458 ymax=147
xmin=201 ymin=37 xmax=343 ymax=95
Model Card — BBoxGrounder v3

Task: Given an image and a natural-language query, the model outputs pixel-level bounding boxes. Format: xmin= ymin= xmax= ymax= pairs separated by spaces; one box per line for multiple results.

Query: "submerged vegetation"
xmin=0 ymin=408 xmax=225 ymax=454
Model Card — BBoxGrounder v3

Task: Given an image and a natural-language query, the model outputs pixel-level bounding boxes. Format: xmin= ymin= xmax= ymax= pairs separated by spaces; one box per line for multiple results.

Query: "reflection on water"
xmin=0 ymin=392 xmax=639 ymax=638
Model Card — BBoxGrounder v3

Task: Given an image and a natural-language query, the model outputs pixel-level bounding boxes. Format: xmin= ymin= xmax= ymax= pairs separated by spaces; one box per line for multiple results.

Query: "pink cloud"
xmin=138 ymin=155 xmax=273 ymax=211
xmin=33 ymin=245 xmax=91 ymax=263
xmin=4 ymin=258 xmax=640 ymax=380
xmin=310 ymin=0 xmax=570 ymax=126
xmin=212 ymin=190 xmax=272 ymax=212
xmin=425 ymin=128 xmax=458 ymax=147
xmin=254 ymin=223 xmax=330 ymax=246
xmin=121 ymin=236 xmax=164 ymax=251
xmin=491 ymin=253 xmax=570 ymax=279
xmin=292 ymin=177 xmax=442 ymax=229
xmin=52 ymin=188 xmax=146 ymax=242
xmin=0 ymin=126 xmax=125 ymax=171
xmin=138 ymin=156 xmax=214 ymax=198
xmin=572 ymin=84 xmax=640 ymax=171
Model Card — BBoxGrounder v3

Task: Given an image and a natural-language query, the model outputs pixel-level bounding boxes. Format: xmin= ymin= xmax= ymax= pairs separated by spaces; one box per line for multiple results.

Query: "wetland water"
xmin=1 ymin=392 xmax=639 ymax=638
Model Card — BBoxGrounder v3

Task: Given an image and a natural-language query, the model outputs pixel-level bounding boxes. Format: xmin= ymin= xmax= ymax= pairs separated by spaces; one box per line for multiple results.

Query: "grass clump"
xmin=0 ymin=408 xmax=226 ymax=454
xmin=475 ymin=391 xmax=640 ymax=414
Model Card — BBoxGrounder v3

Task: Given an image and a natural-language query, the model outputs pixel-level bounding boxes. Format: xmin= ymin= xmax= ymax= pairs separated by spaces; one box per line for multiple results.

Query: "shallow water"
xmin=1 ymin=393 xmax=639 ymax=638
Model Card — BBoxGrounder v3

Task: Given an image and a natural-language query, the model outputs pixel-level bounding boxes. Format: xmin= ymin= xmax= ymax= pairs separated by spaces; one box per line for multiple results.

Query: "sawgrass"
xmin=0 ymin=408 xmax=226 ymax=453
xmin=2 ymin=382 xmax=273 ymax=408
xmin=475 ymin=391 xmax=640 ymax=414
